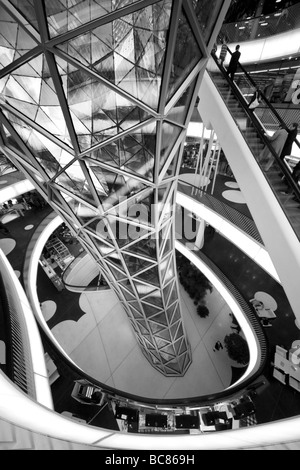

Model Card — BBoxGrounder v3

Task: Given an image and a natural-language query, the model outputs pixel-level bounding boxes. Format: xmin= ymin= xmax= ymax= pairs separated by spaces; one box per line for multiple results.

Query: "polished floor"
xmin=1 ymin=170 xmax=300 ymax=429
xmin=38 ymin=253 xmax=245 ymax=400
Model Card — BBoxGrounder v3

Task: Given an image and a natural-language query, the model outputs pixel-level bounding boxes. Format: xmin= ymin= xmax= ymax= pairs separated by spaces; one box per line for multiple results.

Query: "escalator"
xmin=208 ymin=51 xmax=300 ymax=240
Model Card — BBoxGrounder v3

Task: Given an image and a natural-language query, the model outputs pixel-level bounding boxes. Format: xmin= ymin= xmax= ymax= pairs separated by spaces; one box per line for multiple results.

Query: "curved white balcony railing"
xmin=0 ymin=250 xmax=53 ymax=409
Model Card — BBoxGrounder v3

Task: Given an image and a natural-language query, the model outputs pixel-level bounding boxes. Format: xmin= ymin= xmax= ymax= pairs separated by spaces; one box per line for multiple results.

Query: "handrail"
xmin=0 ymin=267 xmax=35 ymax=398
xmin=226 ymin=47 xmax=300 ymax=152
xmin=210 ymin=51 xmax=300 ymax=205
xmin=182 ymin=240 xmax=268 ymax=365
xmin=177 ymin=180 xmax=264 ymax=245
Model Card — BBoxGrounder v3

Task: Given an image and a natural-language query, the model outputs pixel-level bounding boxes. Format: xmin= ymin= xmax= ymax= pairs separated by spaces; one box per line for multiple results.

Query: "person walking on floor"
xmin=226 ymin=45 xmax=241 ymax=81
xmin=261 ymin=124 xmax=288 ymax=171
xmin=280 ymin=122 xmax=298 ymax=160
xmin=213 ymin=341 xmax=223 ymax=352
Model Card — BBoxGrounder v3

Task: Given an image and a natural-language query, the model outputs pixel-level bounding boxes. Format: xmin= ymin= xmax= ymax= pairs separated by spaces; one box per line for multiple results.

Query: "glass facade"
xmin=0 ymin=0 xmax=223 ymax=376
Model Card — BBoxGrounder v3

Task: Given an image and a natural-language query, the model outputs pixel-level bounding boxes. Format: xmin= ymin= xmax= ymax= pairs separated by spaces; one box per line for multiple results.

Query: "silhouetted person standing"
xmin=280 ymin=122 xmax=298 ymax=160
xmin=227 ymin=45 xmax=241 ymax=81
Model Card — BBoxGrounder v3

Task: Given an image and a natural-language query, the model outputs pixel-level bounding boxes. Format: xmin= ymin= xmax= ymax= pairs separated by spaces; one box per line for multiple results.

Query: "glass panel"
xmin=159 ymin=121 xmax=182 ymax=172
xmin=167 ymin=286 xmax=177 ymax=306
xmin=56 ymin=169 xmax=95 ymax=205
xmin=119 ymin=284 xmax=136 ymax=301
xmin=171 ymin=304 xmax=180 ymax=323
xmin=163 ymin=280 xmax=173 ymax=306
xmin=159 ymin=252 xmax=169 ymax=281
xmin=2 ymin=110 xmax=74 ymax=175
xmin=178 ymin=334 xmax=187 ymax=353
xmin=159 ymin=220 xmax=171 ymax=243
xmin=159 ymin=350 xmax=174 ymax=361
xmin=106 ymin=254 xmax=126 ymax=272
xmin=166 ymin=303 xmax=176 ymax=324
xmin=175 ymin=355 xmax=186 ymax=372
xmin=1 ymin=122 xmax=28 ymax=158
xmin=128 ymin=234 xmax=156 ymax=258
xmin=0 ymin=54 xmax=72 ymax=147
xmin=167 ymin=8 xmax=202 ymax=101
xmin=193 ymin=0 xmax=221 ymax=43
xmin=170 ymin=321 xmax=179 ymax=339
xmin=62 ymin=197 xmax=97 ymax=222
xmin=89 ymin=121 xmax=156 ymax=182
xmin=110 ymin=220 xmax=150 ymax=248
xmin=56 ymin=55 xmax=152 ymax=151
xmin=57 ymin=0 xmax=172 ymax=110
xmin=142 ymin=302 xmax=162 ymax=316
xmin=45 ymin=0 xmax=142 ymax=38
xmin=136 ymin=319 xmax=149 ymax=335
xmin=135 ymin=265 xmax=159 ymax=286
xmin=149 ymin=321 xmax=164 ymax=334
xmin=162 ymin=149 xmax=179 ymax=180
xmin=0 ymin=4 xmax=38 ymax=67
xmin=123 ymin=253 xmax=154 ymax=275
xmin=156 ymin=327 xmax=171 ymax=342
xmin=90 ymin=236 xmax=115 ymax=256
xmin=109 ymin=263 xmax=127 ymax=280
xmin=9 ymin=0 xmax=39 ymax=31
xmin=157 ymin=182 xmax=171 ymax=217
xmin=161 ymin=233 xmax=173 ymax=259
xmin=141 ymin=291 xmax=163 ymax=308
xmin=85 ymin=162 xmax=109 ymax=197
xmin=166 ymin=77 xmax=197 ymax=125
xmin=119 ymin=278 xmax=132 ymax=289
xmin=163 ymin=254 xmax=175 ymax=283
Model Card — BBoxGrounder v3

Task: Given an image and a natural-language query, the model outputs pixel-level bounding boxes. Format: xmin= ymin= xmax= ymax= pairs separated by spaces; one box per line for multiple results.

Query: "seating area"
xmin=272 ymin=344 xmax=300 ymax=391
xmin=249 ymin=292 xmax=277 ymax=327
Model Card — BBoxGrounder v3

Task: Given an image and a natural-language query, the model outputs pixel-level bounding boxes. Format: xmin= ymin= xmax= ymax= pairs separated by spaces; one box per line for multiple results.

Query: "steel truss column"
xmin=0 ymin=0 xmax=231 ymax=376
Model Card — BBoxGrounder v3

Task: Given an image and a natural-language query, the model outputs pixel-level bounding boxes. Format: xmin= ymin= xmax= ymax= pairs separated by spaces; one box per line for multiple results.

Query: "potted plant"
xmin=224 ymin=333 xmax=250 ymax=365
xmin=176 ymin=253 xmax=212 ymax=312
xmin=196 ymin=304 xmax=210 ymax=318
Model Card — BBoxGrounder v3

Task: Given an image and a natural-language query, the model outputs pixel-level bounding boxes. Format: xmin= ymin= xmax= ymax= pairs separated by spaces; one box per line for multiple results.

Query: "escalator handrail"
xmin=226 ymin=47 xmax=300 ymax=152
xmin=210 ymin=51 xmax=300 ymax=203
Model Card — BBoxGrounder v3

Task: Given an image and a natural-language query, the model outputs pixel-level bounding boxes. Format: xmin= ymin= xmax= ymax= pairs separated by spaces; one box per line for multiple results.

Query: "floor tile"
xmin=70 ymin=328 xmax=112 ymax=383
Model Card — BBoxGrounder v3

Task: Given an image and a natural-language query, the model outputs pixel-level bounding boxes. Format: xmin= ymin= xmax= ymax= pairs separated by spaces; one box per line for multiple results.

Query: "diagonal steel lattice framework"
xmin=0 ymin=0 xmax=230 ymax=376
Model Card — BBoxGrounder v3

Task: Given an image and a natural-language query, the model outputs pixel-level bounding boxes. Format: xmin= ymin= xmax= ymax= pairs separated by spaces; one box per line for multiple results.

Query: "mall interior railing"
xmin=220 ymin=3 xmax=300 ymax=43
xmin=177 ymin=181 xmax=264 ymax=245
xmin=61 ymin=250 xmax=110 ymax=293
xmin=0 ymin=262 xmax=35 ymax=398
xmin=178 ymin=237 xmax=268 ymax=368
xmin=209 ymin=50 xmax=300 ymax=241
xmin=41 ymin=243 xmax=268 ymax=429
